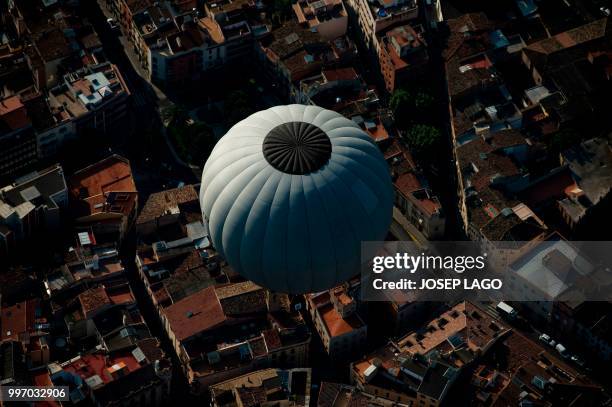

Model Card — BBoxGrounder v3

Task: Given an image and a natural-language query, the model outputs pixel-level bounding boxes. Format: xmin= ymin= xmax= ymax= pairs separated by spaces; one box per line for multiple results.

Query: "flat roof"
xmin=509 ymin=234 xmax=593 ymax=299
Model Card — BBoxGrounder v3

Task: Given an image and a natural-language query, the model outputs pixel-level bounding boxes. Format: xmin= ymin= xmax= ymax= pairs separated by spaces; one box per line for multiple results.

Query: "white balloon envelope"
xmin=200 ymin=104 xmax=393 ymax=294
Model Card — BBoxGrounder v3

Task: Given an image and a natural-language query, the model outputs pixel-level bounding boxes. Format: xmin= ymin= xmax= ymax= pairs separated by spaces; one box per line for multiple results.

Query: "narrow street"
xmin=82 ymin=1 xmax=202 ymax=402
xmin=81 ymin=0 xmax=198 ymax=200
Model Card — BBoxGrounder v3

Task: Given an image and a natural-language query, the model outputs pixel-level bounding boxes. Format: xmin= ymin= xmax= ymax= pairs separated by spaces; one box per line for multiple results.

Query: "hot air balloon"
xmin=200 ymin=104 xmax=393 ymax=294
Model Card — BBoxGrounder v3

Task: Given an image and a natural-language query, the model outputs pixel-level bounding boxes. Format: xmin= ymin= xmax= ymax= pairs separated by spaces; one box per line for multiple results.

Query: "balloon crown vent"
xmin=263 ymin=121 xmax=332 ymax=175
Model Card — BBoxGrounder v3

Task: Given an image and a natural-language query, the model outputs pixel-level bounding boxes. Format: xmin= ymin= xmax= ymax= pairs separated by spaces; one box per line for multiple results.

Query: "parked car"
xmin=538 ymin=333 xmax=556 ymax=348
xmin=570 ymin=355 xmax=586 ymax=367
xmin=538 ymin=333 xmax=551 ymax=343
xmin=496 ymin=302 xmax=518 ymax=319
xmin=556 ymin=343 xmax=570 ymax=359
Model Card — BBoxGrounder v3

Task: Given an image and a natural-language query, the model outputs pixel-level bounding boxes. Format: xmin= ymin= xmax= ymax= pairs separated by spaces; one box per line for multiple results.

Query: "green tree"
xmin=405 ymin=124 xmax=441 ymax=157
xmin=390 ymin=89 xmax=411 ymax=129
xmin=161 ymin=104 xmax=188 ymax=126
xmin=390 ymin=89 xmax=436 ymax=129
xmin=413 ymin=92 xmax=435 ymax=116
xmin=169 ymin=120 xmax=215 ymax=163
xmin=224 ymin=90 xmax=254 ymax=126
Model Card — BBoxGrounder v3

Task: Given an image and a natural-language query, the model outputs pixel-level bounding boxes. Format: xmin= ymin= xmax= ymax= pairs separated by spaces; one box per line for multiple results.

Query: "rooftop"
xmin=136 ymin=185 xmax=199 ymax=225
xmin=216 ymin=281 xmax=267 ymax=316
xmin=380 ymin=24 xmax=427 ymax=71
xmin=317 ymin=382 xmax=369 ymax=406
xmin=367 ymin=0 xmax=417 ymax=24
xmin=78 ymin=286 xmax=112 ymax=318
xmin=0 ymin=163 xmax=66 ymax=211
xmin=103 ymin=323 xmax=151 ymax=352
xmin=455 ymin=130 xmax=548 ymax=239
xmin=307 ymin=291 xmax=365 ymax=337
xmin=352 ymin=341 xmax=458 ymax=402
xmin=394 ymin=172 xmax=422 ymax=197
xmin=397 ymin=302 xmax=508 ymax=358
xmin=319 ymin=303 xmax=364 ymax=337
xmin=409 ymin=188 xmax=443 ymax=217
xmin=45 ymin=244 xmax=125 ymax=296
xmin=0 ymin=95 xmax=29 ymax=131
xmin=69 ymin=155 xmax=137 ymax=218
xmin=163 ymin=286 xmax=227 ymax=341
xmin=34 ymin=28 xmax=72 ymax=62
xmin=0 ymin=341 xmax=28 ymax=386
xmin=48 ymin=63 xmax=129 ymax=119
xmin=509 ymin=233 xmax=594 ymax=299
xmin=446 ymin=54 xmax=498 ymax=98
xmin=450 ymin=313 xmax=599 ymax=405
xmin=0 ymin=299 xmax=40 ymax=342
xmin=78 ymin=283 xmax=135 ymax=318
xmin=525 ymin=19 xmax=608 ymax=57
xmin=559 ymin=137 xmax=612 ymax=222
xmin=55 ymin=350 xmax=142 ymax=387
xmin=293 ymin=0 xmax=347 ymax=30
xmin=211 ymin=368 xmax=311 ymax=406
xmin=443 ymin=13 xmax=493 ymax=62
xmin=263 ymin=21 xmax=324 ymax=61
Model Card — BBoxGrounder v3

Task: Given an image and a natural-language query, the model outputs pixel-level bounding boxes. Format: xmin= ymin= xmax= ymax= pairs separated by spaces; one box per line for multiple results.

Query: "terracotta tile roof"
xmin=211 ymin=368 xmax=279 ymax=392
xmin=105 ymin=283 xmax=135 ymax=307
xmin=456 ymin=132 xmax=527 ymax=229
xmin=265 ymin=21 xmax=323 ymax=60
xmin=61 ymin=351 xmax=142 ymax=384
xmin=410 ymin=188 xmax=442 ymax=216
xmin=70 ymin=155 xmax=136 ymax=198
xmin=34 ymin=29 xmax=71 ymax=62
xmin=215 ymin=281 xmax=262 ymax=299
xmin=216 ymin=282 xmax=267 ymax=316
xmin=525 ymin=19 xmax=608 ymax=56
xmin=318 ymin=302 xmax=364 ymax=337
xmin=322 ymin=68 xmax=359 ymax=82
xmin=163 ymin=286 xmax=226 ymax=341
xmin=352 ymin=342 xmax=402 ymax=379
xmin=446 ymin=55 xmax=497 ymax=97
xmin=262 ymin=329 xmax=282 ymax=350
xmin=136 ymin=185 xmax=199 ymax=224
xmin=0 ymin=299 xmax=39 ymax=342
xmin=397 ymin=302 xmax=510 ymax=357
xmin=0 ymin=96 xmax=29 ymax=130
xmin=365 ymin=121 xmax=389 ymax=142
xmin=443 ymin=13 xmax=492 ymax=62
xmin=135 ymin=338 xmax=165 ymax=363
xmin=394 ymin=172 xmax=422 ymax=197
xmin=78 ymin=286 xmax=112 ymax=318
xmin=69 ymin=155 xmax=137 ymax=217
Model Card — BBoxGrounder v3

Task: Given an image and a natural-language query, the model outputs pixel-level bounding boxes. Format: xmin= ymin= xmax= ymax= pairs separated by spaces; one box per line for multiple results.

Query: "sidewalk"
xmin=97 ymin=0 xmax=168 ymax=104
xmin=391 ymin=207 xmax=430 ymax=249
xmin=95 ymin=1 xmax=201 ymax=174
